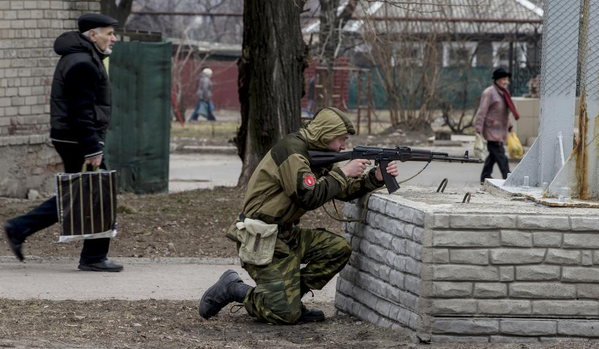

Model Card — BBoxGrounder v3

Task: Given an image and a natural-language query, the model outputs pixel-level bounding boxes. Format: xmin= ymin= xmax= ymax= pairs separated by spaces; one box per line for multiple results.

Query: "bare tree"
xmin=361 ymin=2 xmax=441 ymax=131
xmin=100 ymin=0 xmax=134 ymax=24
xmin=318 ymin=0 xmax=358 ymax=105
xmin=170 ymin=31 xmax=209 ymax=122
xmin=126 ymin=0 xmax=244 ymax=44
xmin=356 ymin=0 xmax=540 ymax=134
xmin=235 ymin=0 xmax=309 ymax=186
xmin=319 ymin=0 xmax=339 ymax=107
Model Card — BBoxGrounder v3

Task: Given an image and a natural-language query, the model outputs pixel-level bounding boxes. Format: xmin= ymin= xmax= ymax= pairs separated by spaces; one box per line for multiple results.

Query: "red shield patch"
xmin=302 ymin=173 xmax=316 ymax=190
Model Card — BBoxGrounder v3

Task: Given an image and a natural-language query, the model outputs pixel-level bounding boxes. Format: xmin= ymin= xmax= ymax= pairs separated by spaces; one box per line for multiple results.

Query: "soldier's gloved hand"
xmin=341 ymin=159 xmax=371 ymax=178
xmin=85 ymin=154 xmax=103 ymax=168
xmin=375 ymin=161 xmax=399 ymax=182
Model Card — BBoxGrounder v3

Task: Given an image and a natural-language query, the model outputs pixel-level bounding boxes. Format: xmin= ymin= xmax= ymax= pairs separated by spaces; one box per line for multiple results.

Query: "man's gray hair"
xmin=82 ymin=27 xmax=107 ymax=37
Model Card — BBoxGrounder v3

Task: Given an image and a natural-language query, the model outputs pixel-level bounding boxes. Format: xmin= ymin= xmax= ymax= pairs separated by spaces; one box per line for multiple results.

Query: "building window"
xmin=493 ymin=42 xmax=528 ymax=68
xmin=443 ymin=42 xmax=478 ymax=67
xmin=392 ymin=42 xmax=424 ymax=67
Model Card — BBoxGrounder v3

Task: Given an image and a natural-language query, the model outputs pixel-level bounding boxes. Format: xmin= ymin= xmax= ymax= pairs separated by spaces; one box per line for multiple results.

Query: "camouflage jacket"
xmin=242 ymin=108 xmax=385 ymax=227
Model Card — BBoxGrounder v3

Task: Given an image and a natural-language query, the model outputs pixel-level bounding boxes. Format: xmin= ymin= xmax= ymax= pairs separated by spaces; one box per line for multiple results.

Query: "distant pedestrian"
xmin=189 ymin=68 xmax=216 ymax=122
xmin=474 ymin=67 xmax=520 ymax=184
xmin=2 ymin=13 xmax=124 ymax=272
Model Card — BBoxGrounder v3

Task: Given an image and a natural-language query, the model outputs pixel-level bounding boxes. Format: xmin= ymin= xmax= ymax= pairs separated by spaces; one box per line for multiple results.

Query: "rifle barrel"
xmin=431 ymin=155 xmax=484 ymax=163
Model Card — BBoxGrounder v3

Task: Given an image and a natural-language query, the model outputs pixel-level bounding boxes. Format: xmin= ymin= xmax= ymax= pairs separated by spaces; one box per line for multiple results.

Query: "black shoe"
xmin=3 ymin=222 xmax=24 ymax=262
xmin=78 ymin=259 xmax=123 ymax=272
xmin=300 ymin=304 xmax=325 ymax=323
xmin=199 ymin=269 xmax=251 ymax=319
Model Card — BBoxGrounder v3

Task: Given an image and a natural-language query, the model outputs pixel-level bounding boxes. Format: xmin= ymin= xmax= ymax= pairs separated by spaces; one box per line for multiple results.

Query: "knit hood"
xmin=299 ymin=107 xmax=355 ymax=150
xmin=54 ymin=31 xmax=107 ymax=60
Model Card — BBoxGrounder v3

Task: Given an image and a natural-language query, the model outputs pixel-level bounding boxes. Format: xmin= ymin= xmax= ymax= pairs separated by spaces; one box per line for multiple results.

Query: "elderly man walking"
xmin=2 ymin=14 xmax=123 ymax=272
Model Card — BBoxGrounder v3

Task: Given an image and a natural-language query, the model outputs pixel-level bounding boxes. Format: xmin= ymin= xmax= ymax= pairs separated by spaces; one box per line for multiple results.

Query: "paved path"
xmin=0 ymin=257 xmax=337 ymax=303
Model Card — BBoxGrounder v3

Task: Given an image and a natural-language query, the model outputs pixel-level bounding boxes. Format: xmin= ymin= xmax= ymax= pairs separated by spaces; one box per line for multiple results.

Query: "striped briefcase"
xmin=56 ymin=168 xmax=118 ymax=242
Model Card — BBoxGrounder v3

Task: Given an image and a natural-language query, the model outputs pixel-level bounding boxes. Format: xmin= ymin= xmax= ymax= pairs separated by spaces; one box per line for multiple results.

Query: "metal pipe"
xmin=131 ymin=11 xmax=543 ymax=25
xmin=558 ymin=131 xmax=565 ymax=166
xmin=437 ymin=178 xmax=448 ymax=193
xmin=131 ymin=11 xmax=243 ymax=17
xmin=355 ymin=16 xmax=542 ymax=24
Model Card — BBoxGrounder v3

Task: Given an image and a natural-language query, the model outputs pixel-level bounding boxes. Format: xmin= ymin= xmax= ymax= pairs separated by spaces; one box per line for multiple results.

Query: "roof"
xmin=304 ymin=0 xmax=543 ymax=37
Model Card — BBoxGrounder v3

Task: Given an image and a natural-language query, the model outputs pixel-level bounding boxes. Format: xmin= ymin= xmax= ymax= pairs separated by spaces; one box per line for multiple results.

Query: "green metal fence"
xmin=105 ymin=41 xmax=172 ymax=194
xmin=349 ymin=66 xmax=536 ymax=110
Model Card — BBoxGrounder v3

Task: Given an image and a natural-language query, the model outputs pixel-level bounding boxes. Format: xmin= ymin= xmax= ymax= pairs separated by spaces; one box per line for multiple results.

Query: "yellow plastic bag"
xmin=473 ymin=133 xmax=488 ymax=159
xmin=507 ymin=131 xmax=524 ymax=159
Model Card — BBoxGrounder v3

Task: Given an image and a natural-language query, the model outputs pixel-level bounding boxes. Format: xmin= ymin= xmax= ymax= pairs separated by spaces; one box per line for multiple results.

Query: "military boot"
xmin=299 ymin=285 xmax=325 ymax=322
xmin=300 ymin=303 xmax=325 ymax=322
xmin=199 ymin=269 xmax=252 ymax=319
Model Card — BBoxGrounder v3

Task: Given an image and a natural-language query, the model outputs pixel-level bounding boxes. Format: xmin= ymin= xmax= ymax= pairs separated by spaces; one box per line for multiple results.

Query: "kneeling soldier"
xmin=199 ymin=108 xmax=398 ymax=324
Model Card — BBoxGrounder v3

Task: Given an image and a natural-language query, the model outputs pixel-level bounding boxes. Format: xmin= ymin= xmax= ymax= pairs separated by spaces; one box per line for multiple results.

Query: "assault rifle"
xmin=308 ymin=145 xmax=483 ymax=194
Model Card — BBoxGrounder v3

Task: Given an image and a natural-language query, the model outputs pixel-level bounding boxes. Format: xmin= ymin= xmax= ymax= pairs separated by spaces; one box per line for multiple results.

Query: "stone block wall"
xmin=0 ymin=0 xmax=100 ymax=197
xmin=336 ymin=192 xmax=599 ymax=343
xmin=335 ymin=194 xmax=426 ymax=336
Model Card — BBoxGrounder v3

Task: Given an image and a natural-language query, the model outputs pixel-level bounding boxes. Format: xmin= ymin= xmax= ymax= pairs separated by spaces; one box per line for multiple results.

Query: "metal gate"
xmin=105 ymin=40 xmax=172 ymax=194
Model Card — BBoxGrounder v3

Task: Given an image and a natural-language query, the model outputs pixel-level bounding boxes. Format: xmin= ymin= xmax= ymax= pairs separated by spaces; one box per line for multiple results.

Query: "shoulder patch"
xmin=302 ymin=172 xmax=316 ymax=190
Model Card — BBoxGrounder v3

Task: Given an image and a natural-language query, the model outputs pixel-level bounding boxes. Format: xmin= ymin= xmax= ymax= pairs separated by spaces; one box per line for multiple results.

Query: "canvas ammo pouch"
xmin=235 ymin=217 xmax=279 ymax=266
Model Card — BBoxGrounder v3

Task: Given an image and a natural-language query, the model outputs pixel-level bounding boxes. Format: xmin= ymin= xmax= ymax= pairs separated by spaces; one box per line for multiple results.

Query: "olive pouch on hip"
xmin=235 ymin=218 xmax=278 ymax=266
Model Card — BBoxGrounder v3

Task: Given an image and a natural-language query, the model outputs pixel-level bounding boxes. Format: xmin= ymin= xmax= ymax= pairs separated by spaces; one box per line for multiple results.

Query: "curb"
xmin=0 ymin=256 xmax=240 ymax=265
xmin=170 ymin=144 xmax=237 ymax=155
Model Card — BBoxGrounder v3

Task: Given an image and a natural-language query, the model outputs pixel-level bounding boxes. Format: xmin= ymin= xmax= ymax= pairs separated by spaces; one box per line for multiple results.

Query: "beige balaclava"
xmin=299 ymin=107 xmax=355 ymax=150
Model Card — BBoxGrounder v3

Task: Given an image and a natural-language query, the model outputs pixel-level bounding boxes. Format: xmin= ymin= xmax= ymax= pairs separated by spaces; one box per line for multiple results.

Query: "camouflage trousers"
xmin=242 ymin=226 xmax=352 ymax=325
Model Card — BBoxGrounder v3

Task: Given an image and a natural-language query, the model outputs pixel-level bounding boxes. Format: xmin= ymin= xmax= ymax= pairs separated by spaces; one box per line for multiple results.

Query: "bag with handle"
xmin=473 ymin=133 xmax=488 ymax=159
xmin=235 ymin=218 xmax=279 ymax=266
xmin=56 ymin=165 xmax=118 ymax=242
xmin=507 ymin=131 xmax=524 ymax=159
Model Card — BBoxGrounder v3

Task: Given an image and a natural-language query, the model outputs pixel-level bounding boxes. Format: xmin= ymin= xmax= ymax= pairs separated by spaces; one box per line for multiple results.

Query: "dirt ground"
xmin=0 ymin=114 xmax=586 ymax=348
xmin=0 ymin=186 xmax=342 ymax=260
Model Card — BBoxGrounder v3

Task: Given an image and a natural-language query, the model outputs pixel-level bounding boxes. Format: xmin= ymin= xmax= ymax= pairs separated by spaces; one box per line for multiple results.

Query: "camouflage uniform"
xmin=228 ymin=107 xmax=385 ymax=324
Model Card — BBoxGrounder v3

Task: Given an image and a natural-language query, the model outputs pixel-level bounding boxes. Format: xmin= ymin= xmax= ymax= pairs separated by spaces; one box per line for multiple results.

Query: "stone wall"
xmin=0 ymin=0 xmax=100 ymax=197
xmin=336 ymin=189 xmax=599 ymax=343
xmin=335 ymin=194 xmax=426 ymax=337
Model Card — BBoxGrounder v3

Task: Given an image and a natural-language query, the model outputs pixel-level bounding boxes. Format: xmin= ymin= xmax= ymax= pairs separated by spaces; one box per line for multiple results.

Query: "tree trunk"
xmin=100 ymin=0 xmax=134 ymax=26
xmin=235 ymin=0 xmax=308 ymax=187
xmin=318 ymin=0 xmax=356 ymax=107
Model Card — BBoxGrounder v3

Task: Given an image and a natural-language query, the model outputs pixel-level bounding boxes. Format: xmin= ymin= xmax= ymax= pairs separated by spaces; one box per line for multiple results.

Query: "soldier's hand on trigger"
xmin=375 ymin=161 xmax=399 ymax=182
xmin=341 ymin=159 xmax=371 ymax=178
xmin=85 ymin=154 xmax=103 ymax=168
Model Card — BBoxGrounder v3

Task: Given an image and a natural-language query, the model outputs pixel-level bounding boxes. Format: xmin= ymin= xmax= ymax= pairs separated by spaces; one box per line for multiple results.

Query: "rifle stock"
xmin=307 ymin=146 xmax=483 ymax=194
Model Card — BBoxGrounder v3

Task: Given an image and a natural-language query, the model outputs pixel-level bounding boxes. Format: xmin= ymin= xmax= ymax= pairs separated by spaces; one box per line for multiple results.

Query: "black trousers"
xmin=480 ymin=141 xmax=510 ymax=183
xmin=7 ymin=142 xmax=110 ymax=264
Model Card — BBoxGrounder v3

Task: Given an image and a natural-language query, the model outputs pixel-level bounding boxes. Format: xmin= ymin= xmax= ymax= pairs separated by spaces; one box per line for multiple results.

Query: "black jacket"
xmin=50 ymin=31 xmax=112 ymax=158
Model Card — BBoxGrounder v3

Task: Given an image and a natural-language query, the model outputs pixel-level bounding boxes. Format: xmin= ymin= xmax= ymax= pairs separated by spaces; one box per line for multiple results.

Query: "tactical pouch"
xmin=235 ymin=218 xmax=279 ymax=266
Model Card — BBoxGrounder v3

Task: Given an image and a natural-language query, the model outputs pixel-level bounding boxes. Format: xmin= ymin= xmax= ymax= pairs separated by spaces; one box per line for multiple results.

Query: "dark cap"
xmin=492 ymin=68 xmax=511 ymax=80
xmin=78 ymin=13 xmax=118 ymax=33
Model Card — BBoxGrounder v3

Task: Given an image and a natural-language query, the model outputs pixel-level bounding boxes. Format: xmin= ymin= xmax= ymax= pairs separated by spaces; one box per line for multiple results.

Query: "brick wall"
xmin=0 ymin=0 xmax=100 ymax=197
xmin=335 ymin=194 xmax=426 ymax=339
xmin=337 ymin=193 xmax=599 ymax=343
